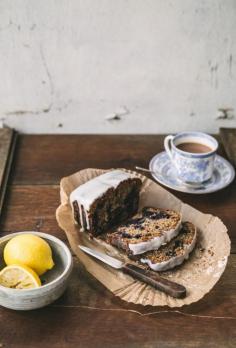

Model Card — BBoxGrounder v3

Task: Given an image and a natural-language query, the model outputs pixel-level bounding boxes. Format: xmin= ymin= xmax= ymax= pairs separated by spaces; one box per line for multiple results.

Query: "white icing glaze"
xmin=141 ymin=226 xmax=197 ymax=271
xmin=128 ymin=221 xmax=182 ymax=255
xmin=70 ymin=170 xmax=133 ymax=230
xmin=85 ymin=209 xmax=90 ymax=230
xmin=78 ymin=203 xmax=84 ymax=231
xmin=70 ymin=170 xmax=132 ymax=211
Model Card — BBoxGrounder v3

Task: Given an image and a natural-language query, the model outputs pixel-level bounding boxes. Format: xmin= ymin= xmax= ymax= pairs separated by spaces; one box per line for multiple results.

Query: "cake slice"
xmin=106 ymin=207 xmax=182 ymax=255
xmin=70 ymin=170 xmax=142 ymax=236
xmin=139 ymin=221 xmax=197 ymax=271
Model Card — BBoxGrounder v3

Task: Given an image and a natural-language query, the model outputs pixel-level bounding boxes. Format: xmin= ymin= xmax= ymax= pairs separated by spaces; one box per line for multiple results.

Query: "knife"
xmin=79 ymin=245 xmax=186 ymax=299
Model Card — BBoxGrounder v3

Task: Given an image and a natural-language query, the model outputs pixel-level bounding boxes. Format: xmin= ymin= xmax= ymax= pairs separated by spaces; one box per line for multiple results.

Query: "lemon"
xmin=0 ymin=264 xmax=41 ymax=289
xmin=4 ymin=234 xmax=54 ymax=275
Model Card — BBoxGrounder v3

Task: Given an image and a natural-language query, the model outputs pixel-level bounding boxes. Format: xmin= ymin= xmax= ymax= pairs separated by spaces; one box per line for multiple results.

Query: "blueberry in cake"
xmin=106 ymin=207 xmax=182 ymax=255
xmin=70 ymin=170 xmax=142 ymax=236
xmin=139 ymin=221 xmax=197 ymax=271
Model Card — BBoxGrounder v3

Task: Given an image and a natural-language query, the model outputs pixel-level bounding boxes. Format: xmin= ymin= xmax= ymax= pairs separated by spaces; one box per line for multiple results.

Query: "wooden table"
xmin=0 ymin=135 xmax=235 ymax=348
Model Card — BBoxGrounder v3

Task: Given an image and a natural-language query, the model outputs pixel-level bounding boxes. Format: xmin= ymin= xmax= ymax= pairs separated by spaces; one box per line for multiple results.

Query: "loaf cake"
xmin=106 ymin=207 xmax=182 ymax=255
xmin=70 ymin=170 xmax=142 ymax=236
xmin=139 ymin=221 xmax=197 ymax=271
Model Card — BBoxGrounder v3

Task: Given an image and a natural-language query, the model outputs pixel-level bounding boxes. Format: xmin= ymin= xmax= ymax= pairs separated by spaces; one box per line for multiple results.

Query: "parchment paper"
xmin=56 ymin=168 xmax=231 ymax=307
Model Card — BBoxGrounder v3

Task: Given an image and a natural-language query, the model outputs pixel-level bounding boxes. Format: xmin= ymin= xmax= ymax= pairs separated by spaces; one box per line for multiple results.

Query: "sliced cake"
xmin=70 ymin=170 xmax=142 ymax=236
xmin=106 ymin=207 xmax=182 ymax=255
xmin=139 ymin=221 xmax=197 ymax=271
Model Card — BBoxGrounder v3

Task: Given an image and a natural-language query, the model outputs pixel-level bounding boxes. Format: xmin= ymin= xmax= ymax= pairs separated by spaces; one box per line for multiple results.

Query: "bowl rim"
xmin=0 ymin=231 xmax=73 ymax=293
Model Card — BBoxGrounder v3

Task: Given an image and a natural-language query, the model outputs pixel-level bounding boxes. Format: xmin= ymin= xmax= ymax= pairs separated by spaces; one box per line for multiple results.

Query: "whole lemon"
xmin=4 ymin=234 xmax=54 ymax=275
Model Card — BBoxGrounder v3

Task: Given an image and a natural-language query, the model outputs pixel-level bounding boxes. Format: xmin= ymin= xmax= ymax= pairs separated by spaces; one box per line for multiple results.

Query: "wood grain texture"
xmin=0 ymin=129 xmax=15 ymax=184
xmin=122 ymin=263 xmax=187 ymax=299
xmin=220 ymin=128 xmax=236 ymax=167
xmin=0 ymin=185 xmax=67 ymax=243
xmin=0 ymin=256 xmax=235 ymax=348
xmin=0 ymin=134 xmax=235 ymax=348
xmin=10 ymin=135 xmax=169 ymax=185
xmin=4 ymin=174 xmax=236 ymax=254
xmin=0 ymin=128 xmax=17 ymax=215
xmin=10 ymin=134 xmax=228 ymax=185
xmin=8 ymin=135 xmax=236 ymax=253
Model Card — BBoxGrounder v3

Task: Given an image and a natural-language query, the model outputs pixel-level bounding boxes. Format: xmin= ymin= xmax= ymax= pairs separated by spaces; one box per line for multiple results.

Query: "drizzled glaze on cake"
xmin=70 ymin=170 xmax=131 ymax=210
xmin=107 ymin=207 xmax=182 ymax=255
xmin=140 ymin=221 xmax=197 ymax=271
xmin=70 ymin=170 xmax=142 ymax=234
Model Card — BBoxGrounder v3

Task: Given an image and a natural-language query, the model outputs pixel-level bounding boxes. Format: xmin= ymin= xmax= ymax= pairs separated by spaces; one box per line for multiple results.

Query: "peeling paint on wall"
xmin=209 ymin=61 xmax=219 ymax=89
xmin=4 ymin=45 xmax=54 ymax=116
xmin=0 ymin=0 xmax=235 ymax=134
xmin=216 ymin=108 xmax=234 ymax=120
xmin=228 ymin=54 xmax=233 ymax=77
xmin=105 ymin=106 xmax=130 ymax=121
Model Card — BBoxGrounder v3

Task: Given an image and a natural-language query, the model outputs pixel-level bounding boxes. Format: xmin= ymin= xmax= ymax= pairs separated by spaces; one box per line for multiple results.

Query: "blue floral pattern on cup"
xmin=164 ymin=132 xmax=218 ymax=184
xmin=149 ymin=151 xmax=235 ymax=194
xmin=173 ymin=152 xmax=214 ymax=182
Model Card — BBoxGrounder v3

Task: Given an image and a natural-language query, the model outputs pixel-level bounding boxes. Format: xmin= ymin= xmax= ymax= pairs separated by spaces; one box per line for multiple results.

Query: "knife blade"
xmin=79 ymin=245 xmax=186 ymax=299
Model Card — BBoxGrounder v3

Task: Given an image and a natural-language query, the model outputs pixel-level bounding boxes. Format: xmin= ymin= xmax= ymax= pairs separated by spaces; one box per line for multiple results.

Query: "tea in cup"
xmin=164 ymin=132 xmax=218 ymax=184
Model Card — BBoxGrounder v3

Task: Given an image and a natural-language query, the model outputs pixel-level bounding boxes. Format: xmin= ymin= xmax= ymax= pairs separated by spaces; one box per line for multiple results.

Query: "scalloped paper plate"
xmin=56 ymin=168 xmax=230 ymax=307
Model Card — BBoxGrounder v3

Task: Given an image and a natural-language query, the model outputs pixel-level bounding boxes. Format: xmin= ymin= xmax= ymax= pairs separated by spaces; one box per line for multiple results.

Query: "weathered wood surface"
xmin=4 ymin=135 xmax=236 ymax=252
xmin=0 ymin=135 xmax=235 ymax=348
xmin=1 ymin=184 xmax=236 ymax=254
xmin=0 ymin=255 xmax=235 ymax=348
xmin=0 ymin=128 xmax=17 ymax=215
xmin=0 ymin=186 xmax=64 ymax=240
xmin=10 ymin=134 xmax=228 ymax=185
xmin=220 ymin=127 xmax=236 ymax=167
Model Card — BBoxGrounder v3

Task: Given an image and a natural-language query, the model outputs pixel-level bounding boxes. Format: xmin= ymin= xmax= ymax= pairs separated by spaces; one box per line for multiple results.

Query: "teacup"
xmin=164 ymin=132 xmax=218 ymax=184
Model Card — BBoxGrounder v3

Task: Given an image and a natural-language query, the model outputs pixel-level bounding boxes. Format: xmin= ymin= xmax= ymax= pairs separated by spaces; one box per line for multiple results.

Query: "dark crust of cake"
xmin=106 ymin=207 xmax=181 ymax=255
xmin=73 ymin=177 xmax=142 ymax=236
xmin=73 ymin=201 xmax=87 ymax=228
xmin=136 ymin=221 xmax=196 ymax=264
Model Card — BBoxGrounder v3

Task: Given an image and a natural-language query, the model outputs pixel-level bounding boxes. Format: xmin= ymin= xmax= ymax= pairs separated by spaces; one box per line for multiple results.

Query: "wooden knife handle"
xmin=122 ymin=263 xmax=186 ymax=299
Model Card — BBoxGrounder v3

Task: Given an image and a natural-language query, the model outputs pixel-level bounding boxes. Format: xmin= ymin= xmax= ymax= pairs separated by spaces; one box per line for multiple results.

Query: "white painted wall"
xmin=0 ymin=0 xmax=235 ymax=134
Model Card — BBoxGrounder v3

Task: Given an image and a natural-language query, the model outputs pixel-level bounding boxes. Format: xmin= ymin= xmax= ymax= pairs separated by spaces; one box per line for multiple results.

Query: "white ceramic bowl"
xmin=0 ymin=231 xmax=73 ymax=310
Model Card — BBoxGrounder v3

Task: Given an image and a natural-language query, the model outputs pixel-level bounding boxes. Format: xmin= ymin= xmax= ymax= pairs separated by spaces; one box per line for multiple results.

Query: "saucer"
xmin=149 ymin=152 xmax=235 ymax=194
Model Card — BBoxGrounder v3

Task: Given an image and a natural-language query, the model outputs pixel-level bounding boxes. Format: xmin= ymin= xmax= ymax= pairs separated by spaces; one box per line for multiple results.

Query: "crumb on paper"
xmin=206 ymin=266 xmax=214 ymax=275
xmin=207 ymin=248 xmax=214 ymax=257
xmin=218 ymin=257 xmax=227 ymax=268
